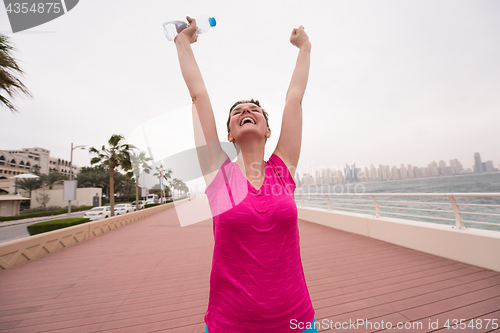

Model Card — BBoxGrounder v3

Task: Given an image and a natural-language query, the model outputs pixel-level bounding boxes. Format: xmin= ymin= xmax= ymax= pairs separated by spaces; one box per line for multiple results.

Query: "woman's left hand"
xmin=290 ymin=26 xmax=311 ymax=49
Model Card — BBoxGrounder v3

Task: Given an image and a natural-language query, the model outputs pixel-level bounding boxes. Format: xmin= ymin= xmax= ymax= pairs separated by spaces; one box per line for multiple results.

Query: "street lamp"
xmin=68 ymin=143 xmax=86 ymax=214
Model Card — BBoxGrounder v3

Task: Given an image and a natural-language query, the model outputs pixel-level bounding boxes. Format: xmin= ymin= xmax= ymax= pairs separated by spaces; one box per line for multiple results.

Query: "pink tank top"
xmin=204 ymin=154 xmax=314 ymax=333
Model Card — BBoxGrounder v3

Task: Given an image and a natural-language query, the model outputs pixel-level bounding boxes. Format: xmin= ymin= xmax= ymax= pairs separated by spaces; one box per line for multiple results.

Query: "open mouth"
xmin=240 ymin=117 xmax=256 ymax=126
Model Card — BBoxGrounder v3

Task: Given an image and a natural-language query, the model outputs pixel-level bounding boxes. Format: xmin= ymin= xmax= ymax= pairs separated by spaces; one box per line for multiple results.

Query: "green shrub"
xmin=22 ymin=205 xmax=62 ymax=214
xmin=0 ymin=206 xmax=94 ymax=222
xmin=27 ymin=218 xmax=91 ymax=236
xmin=144 ymin=203 xmax=161 ymax=208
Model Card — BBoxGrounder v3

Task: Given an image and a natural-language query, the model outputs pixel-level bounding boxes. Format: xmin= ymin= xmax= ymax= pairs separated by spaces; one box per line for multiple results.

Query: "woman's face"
xmin=227 ymin=103 xmax=270 ymax=144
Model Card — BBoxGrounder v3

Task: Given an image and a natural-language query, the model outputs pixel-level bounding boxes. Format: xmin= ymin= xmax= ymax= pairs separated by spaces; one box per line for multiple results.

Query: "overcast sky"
xmin=1 ymin=0 xmax=499 ymax=182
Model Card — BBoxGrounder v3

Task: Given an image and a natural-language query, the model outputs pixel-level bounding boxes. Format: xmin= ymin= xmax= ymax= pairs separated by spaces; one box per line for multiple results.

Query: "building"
xmin=378 ymin=165 xmax=387 ymax=180
xmin=400 ymin=164 xmax=408 ymax=179
xmin=450 ymin=159 xmax=464 ymax=174
xmin=428 ymin=161 xmax=439 ymax=177
xmin=344 ymin=163 xmax=358 ymax=183
xmin=391 ymin=166 xmax=400 ymax=180
xmin=419 ymin=167 xmax=428 ymax=177
xmin=474 ymin=153 xmax=483 ymax=173
xmin=484 ymin=161 xmax=495 ymax=173
xmin=370 ymin=165 xmax=378 ymax=181
xmin=0 ymin=147 xmax=80 ymax=194
xmin=412 ymin=166 xmax=420 ymax=178
xmin=301 ymin=173 xmax=315 ymax=186
xmin=407 ymin=164 xmax=414 ymax=178
xmin=321 ymin=169 xmax=327 ymax=185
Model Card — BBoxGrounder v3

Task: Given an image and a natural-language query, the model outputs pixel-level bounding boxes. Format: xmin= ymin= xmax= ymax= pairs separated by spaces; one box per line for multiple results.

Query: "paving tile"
xmin=0 ymin=207 xmax=498 ymax=333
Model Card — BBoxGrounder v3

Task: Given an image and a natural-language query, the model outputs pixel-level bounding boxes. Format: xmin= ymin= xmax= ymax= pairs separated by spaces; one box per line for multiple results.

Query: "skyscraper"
xmin=400 ymin=164 xmax=408 ymax=179
xmin=391 ymin=166 xmax=400 ymax=179
xmin=407 ymin=164 xmax=414 ymax=178
xmin=474 ymin=153 xmax=483 ymax=173
xmin=450 ymin=159 xmax=464 ymax=174
xmin=370 ymin=165 xmax=378 ymax=181
xmin=428 ymin=161 xmax=439 ymax=177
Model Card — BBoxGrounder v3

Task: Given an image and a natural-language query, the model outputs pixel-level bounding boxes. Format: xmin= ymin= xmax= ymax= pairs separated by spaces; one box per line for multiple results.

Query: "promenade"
xmin=0 ymin=201 xmax=499 ymax=332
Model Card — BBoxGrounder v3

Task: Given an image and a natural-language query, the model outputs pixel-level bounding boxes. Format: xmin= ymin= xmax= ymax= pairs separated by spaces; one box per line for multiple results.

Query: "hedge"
xmin=27 ymin=218 xmax=91 ymax=236
xmin=144 ymin=203 xmax=161 ymax=208
xmin=143 ymin=200 xmax=174 ymax=209
xmin=0 ymin=206 xmax=94 ymax=222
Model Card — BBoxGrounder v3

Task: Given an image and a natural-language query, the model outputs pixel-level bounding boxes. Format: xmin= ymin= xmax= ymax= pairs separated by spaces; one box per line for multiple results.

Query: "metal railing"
xmin=295 ymin=193 xmax=500 ymax=230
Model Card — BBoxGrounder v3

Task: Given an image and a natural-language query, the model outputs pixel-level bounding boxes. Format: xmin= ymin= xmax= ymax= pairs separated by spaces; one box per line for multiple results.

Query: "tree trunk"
xmin=110 ymin=167 xmax=115 ymax=216
xmin=135 ymin=181 xmax=139 ymax=210
xmin=160 ymin=178 xmax=164 ymax=205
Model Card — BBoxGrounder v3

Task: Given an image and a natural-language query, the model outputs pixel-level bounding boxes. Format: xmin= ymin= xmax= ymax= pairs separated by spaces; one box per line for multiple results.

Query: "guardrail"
xmin=0 ymin=202 xmax=177 ymax=271
xmin=295 ymin=193 xmax=500 ymax=230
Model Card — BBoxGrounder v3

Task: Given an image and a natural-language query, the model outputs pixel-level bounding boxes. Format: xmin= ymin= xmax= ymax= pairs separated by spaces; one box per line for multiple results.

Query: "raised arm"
xmin=273 ymin=26 xmax=311 ymax=178
xmin=174 ymin=17 xmax=227 ymax=186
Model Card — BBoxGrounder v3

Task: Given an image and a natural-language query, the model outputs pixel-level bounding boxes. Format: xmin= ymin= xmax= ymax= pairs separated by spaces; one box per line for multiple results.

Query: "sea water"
xmin=296 ymin=173 xmax=500 ymax=232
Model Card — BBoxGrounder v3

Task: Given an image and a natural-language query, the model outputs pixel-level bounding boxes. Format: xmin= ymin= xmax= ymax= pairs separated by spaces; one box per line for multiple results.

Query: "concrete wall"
xmin=31 ymin=187 xmax=102 ymax=208
xmin=298 ymin=207 xmax=500 ymax=273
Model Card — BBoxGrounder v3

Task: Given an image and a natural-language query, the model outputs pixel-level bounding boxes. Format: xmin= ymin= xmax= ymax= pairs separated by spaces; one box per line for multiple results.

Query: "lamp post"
xmin=68 ymin=143 xmax=86 ymax=214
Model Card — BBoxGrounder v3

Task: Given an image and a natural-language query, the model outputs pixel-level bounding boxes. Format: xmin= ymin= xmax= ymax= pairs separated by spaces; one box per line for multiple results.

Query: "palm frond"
xmin=0 ymin=34 xmax=32 ymax=113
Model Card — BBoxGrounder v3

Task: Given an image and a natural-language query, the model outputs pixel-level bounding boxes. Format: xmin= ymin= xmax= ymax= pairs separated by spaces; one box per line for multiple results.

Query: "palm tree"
xmin=39 ymin=172 xmax=67 ymax=189
xmin=89 ymin=134 xmax=135 ymax=216
xmin=130 ymin=151 xmax=152 ymax=210
xmin=0 ymin=34 xmax=32 ymax=113
xmin=112 ymin=172 xmax=127 ymax=197
xmin=17 ymin=178 xmax=42 ymax=207
xmin=169 ymin=178 xmax=187 ymax=199
xmin=76 ymin=169 xmax=107 ymax=188
xmin=153 ymin=164 xmax=172 ymax=204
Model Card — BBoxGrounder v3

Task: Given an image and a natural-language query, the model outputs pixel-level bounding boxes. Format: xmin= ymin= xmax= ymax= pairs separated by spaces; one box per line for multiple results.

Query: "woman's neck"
xmin=235 ymin=140 xmax=266 ymax=189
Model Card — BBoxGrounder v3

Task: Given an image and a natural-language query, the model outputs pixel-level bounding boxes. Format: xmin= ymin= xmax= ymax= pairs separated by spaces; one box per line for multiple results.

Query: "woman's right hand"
xmin=174 ymin=16 xmax=198 ymax=44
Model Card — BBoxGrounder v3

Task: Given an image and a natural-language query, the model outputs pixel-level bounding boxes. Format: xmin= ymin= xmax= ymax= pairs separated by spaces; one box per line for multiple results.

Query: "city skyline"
xmin=297 ymin=152 xmax=498 ymax=186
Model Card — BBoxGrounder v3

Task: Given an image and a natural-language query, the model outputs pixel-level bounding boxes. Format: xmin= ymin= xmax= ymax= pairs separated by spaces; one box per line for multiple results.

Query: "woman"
xmin=174 ymin=17 xmax=316 ymax=333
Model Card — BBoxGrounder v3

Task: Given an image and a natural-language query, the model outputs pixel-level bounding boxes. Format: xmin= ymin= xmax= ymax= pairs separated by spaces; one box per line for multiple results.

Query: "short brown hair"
xmin=227 ymin=99 xmax=269 ymax=133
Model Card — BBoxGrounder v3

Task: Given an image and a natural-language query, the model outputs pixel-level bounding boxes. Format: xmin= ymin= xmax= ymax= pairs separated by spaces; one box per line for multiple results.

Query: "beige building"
xmin=0 ymin=195 xmax=28 ymax=216
xmin=0 ymin=147 xmax=81 ymax=194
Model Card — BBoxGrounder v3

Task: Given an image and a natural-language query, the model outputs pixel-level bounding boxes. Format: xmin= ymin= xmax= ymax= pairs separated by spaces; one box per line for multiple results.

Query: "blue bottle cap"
xmin=208 ymin=17 xmax=216 ymax=27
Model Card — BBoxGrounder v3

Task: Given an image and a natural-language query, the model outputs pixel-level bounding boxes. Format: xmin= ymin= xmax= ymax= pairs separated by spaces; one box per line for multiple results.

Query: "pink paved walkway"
xmin=0 ymin=204 xmax=499 ymax=333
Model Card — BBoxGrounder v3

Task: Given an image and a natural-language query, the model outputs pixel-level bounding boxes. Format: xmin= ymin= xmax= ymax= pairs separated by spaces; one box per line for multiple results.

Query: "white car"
xmin=84 ymin=206 xmax=112 ymax=221
xmin=114 ymin=204 xmax=136 ymax=215
xmin=132 ymin=201 xmax=146 ymax=210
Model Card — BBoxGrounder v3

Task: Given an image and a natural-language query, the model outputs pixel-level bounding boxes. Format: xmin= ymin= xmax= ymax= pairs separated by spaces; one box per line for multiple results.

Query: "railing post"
xmin=448 ymin=196 xmax=465 ymax=229
xmin=371 ymin=195 xmax=381 ymax=218
xmin=300 ymin=194 xmax=304 ymax=207
xmin=326 ymin=195 xmax=332 ymax=211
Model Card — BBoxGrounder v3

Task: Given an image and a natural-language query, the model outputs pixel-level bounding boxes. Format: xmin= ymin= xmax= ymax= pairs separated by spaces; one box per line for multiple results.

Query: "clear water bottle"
xmin=163 ymin=16 xmax=216 ymax=41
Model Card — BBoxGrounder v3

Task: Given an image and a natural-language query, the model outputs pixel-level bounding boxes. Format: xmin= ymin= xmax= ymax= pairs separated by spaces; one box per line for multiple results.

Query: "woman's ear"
xmin=266 ymin=127 xmax=271 ymax=138
xmin=228 ymin=132 xmax=234 ymax=143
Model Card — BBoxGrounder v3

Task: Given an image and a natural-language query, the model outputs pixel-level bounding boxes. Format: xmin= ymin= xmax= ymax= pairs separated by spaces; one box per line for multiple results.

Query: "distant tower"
xmin=400 ymin=164 xmax=408 ymax=179
xmin=407 ymin=164 xmax=414 ymax=178
xmin=295 ymin=172 xmax=302 ymax=187
xmin=438 ymin=160 xmax=449 ymax=176
xmin=449 ymin=159 xmax=464 ymax=174
xmin=344 ymin=164 xmax=352 ymax=183
xmin=391 ymin=166 xmax=400 ymax=179
xmin=352 ymin=163 xmax=358 ymax=182
xmin=474 ymin=153 xmax=483 ymax=173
